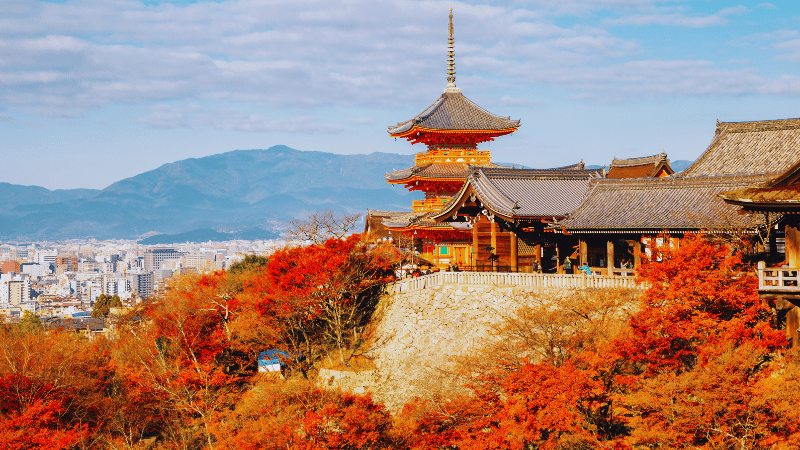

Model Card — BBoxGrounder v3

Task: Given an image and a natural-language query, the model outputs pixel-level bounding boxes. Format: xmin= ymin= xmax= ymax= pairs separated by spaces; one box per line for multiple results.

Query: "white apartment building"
xmin=143 ymin=248 xmax=182 ymax=271
xmin=35 ymin=250 xmax=58 ymax=273
xmin=0 ymin=273 xmax=31 ymax=305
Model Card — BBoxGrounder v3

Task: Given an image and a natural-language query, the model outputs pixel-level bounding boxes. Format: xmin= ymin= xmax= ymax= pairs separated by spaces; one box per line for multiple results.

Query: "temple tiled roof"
xmin=721 ymin=160 xmax=800 ymax=213
xmin=558 ymin=174 xmax=769 ymax=232
xmin=434 ymin=166 xmax=603 ymax=220
xmin=606 ymin=152 xmax=673 ymax=179
xmin=682 ymin=118 xmax=800 ymax=177
xmin=388 ymin=92 xmax=520 ymax=135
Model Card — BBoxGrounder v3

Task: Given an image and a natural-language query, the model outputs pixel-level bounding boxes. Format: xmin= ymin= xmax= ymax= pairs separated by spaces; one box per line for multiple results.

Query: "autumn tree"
xmin=257 ymin=235 xmax=398 ymax=366
xmin=114 ymin=272 xmax=248 ymax=450
xmin=0 ymin=328 xmax=115 ymax=449
xmin=212 ymin=380 xmax=397 ymax=449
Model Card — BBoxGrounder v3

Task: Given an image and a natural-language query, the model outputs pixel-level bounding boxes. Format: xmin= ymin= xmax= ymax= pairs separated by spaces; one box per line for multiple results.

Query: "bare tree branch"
xmin=286 ymin=209 xmax=362 ymax=245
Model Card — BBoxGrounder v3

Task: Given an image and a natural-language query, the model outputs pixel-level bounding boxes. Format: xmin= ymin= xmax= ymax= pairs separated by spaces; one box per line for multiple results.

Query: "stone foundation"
xmin=320 ymin=283 xmax=636 ymax=410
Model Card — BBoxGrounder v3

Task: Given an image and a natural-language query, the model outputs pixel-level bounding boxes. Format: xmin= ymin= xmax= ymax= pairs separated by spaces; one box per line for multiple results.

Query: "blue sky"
xmin=3 ymin=0 xmax=800 ymax=189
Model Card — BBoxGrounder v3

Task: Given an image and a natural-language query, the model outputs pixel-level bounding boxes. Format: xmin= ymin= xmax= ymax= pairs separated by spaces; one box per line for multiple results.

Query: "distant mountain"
xmin=0 ymin=183 xmax=99 ymax=210
xmin=138 ymin=227 xmax=279 ymax=245
xmin=0 ymin=146 xmax=420 ymax=240
xmin=671 ymin=160 xmax=693 ymax=173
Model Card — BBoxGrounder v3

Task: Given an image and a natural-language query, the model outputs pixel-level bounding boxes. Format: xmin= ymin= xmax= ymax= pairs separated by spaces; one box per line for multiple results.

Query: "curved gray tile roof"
xmin=682 ymin=118 xmax=800 ymax=177
xmin=388 ymin=92 xmax=520 ymax=135
xmin=558 ymin=174 xmax=768 ymax=231
xmin=434 ymin=166 xmax=602 ymax=220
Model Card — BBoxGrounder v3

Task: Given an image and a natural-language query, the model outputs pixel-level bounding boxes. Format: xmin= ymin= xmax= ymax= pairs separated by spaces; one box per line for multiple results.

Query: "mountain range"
xmin=0 ymin=146 xmax=421 ymax=241
xmin=0 ymin=146 xmax=693 ymax=241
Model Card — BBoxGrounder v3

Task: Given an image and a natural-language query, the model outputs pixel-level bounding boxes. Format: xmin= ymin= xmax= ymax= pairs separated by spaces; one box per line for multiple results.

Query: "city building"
xmin=143 ymin=248 xmax=182 ymax=271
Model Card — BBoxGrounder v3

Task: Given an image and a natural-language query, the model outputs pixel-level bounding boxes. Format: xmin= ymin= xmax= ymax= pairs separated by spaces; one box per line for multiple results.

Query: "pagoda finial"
xmin=445 ymin=8 xmax=459 ymax=93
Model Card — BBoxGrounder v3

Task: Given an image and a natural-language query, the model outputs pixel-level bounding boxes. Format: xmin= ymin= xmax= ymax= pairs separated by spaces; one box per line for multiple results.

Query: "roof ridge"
xmin=720 ymin=117 xmax=800 ymax=132
xmin=591 ymin=173 xmax=769 ymax=190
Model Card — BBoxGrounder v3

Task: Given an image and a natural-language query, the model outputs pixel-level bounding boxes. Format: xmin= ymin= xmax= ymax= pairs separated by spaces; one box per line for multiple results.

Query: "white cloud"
xmin=348 ymin=117 xmax=376 ymax=125
xmin=604 ymin=5 xmax=748 ymax=28
xmin=139 ymin=105 xmax=342 ymax=134
xmin=0 ymin=0 xmax=798 ymax=124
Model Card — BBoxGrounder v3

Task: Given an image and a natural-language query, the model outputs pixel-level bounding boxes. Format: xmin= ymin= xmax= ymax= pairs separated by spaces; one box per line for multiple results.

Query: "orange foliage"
xmin=1 ymin=234 xmax=797 ymax=448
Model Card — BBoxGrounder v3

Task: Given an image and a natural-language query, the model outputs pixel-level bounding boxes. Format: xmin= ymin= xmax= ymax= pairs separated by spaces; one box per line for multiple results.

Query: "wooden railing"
xmin=758 ymin=261 xmax=800 ymax=292
xmin=386 ymin=271 xmax=644 ymax=294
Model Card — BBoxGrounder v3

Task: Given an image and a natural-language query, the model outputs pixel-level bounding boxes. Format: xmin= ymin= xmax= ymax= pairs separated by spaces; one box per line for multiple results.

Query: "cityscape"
xmin=0 ymin=238 xmax=283 ymax=322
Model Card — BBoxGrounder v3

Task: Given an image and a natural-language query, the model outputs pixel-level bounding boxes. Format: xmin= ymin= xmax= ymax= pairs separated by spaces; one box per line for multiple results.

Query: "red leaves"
xmin=620 ymin=235 xmax=785 ymax=374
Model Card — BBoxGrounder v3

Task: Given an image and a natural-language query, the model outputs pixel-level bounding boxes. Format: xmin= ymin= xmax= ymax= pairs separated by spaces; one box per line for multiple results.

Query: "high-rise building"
xmin=128 ymin=272 xmax=153 ymax=298
xmin=143 ymin=248 xmax=182 ymax=271
xmin=0 ymin=273 xmax=31 ymax=305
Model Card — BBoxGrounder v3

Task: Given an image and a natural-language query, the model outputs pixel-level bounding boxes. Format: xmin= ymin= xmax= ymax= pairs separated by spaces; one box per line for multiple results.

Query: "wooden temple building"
xmin=722 ymin=158 xmax=800 ymax=345
xmin=366 ymin=12 xmax=800 ymax=279
xmin=366 ymin=10 xmax=520 ymax=268
xmin=554 ymin=118 xmax=800 ymax=274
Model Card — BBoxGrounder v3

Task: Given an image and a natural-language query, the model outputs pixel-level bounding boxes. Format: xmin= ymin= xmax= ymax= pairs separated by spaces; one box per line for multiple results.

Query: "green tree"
xmin=18 ymin=310 xmax=42 ymax=334
xmin=92 ymin=294 xmax=122 ymax=318
xmin=227 ymin=254 xmax=269 ymax=274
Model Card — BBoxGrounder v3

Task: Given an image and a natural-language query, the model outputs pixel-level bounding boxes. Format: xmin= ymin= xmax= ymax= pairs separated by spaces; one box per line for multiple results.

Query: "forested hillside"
xmin=0 ymin=234 xmax=798 ymax=448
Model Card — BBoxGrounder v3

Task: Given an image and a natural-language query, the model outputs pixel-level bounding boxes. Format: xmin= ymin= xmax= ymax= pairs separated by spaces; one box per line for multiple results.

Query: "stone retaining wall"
xmin=320 ymin=283 xmax=636 ymax=411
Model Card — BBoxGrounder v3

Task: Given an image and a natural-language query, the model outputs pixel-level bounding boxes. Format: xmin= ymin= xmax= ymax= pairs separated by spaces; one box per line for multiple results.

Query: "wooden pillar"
xmin=579 ymin=239 xmax=588 ymax=266
xmin=472 ymin=220 xmax=478 ymax=268
xmin=490 ymin=221 xmax=498 ymax=254
xmin=510 ymin=233 xmax=518 ymax=273
xmin=786 ymin=223 xmax=800 ymax=268
xmin=769 ymin=226 xmax=778 ymax=261
xmin=606 ymin=240 xmax=614 ymax=275
xmin=633 ymin=239 xmax=642 ymax=268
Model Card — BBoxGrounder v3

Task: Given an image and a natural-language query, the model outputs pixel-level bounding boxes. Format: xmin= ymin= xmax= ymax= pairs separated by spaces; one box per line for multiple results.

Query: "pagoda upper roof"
xmin=388 ymin=92 xmax=520 ymax=137
xmin=682 ymin=118 xmax=800 ymax=177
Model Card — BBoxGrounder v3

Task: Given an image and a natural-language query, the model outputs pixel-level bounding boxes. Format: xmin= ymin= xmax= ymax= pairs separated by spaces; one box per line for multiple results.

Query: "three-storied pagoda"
xmin=376 ymin=10 xmax=521 ymax=268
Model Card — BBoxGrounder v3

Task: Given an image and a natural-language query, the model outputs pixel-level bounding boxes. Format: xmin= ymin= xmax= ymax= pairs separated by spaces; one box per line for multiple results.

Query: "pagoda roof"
xmin=557 ymin=174 xmax=768 ymax=233
xmin=433 ymin=165 xmax=602 ymax=221
xmin=383 ymin=210 xmax=472 ymax=231
xmin=386 ymin=162 xmax=500 ymax=182
xmin=682 ymin=118 xmax=800 ymax=177
xmin=721 ymin=159 xmax=800 ymax=213
xmin=388 ymin=92 xmax=520 ymax=137
xmin=606 ymin=152 xmax=673 ymax=179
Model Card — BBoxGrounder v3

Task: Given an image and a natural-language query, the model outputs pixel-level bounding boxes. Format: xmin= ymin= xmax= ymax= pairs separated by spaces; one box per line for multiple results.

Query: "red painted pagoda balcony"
xmin=414 ymin=148 xmax=491 ymax=165
xmin=758 ymin=261 xmax=800 ymax=293
xmin=413 ymin=197 xmax=450 ymax=212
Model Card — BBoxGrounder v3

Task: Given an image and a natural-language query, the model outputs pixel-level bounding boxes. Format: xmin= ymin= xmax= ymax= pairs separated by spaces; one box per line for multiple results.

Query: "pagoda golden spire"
xmin=445 ymin=8 xmax=459 ymax=93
